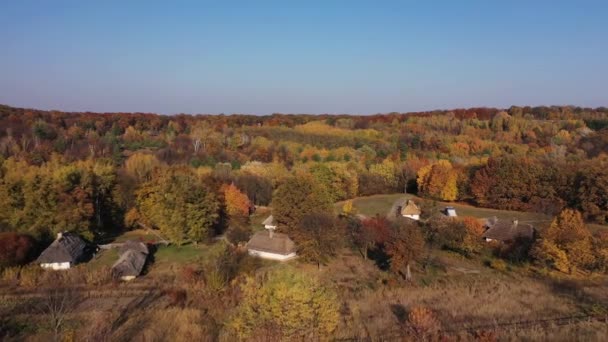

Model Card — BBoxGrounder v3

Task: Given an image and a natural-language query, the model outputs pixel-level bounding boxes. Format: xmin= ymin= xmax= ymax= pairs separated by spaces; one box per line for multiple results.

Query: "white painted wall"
xmin=264 ymin=224 xmax=277 ymax=230
xmin=248 ymin=249 xmax=296 ymax=261
xmin=40 ymin=262 xmax=71 ymax=270
xmin=403 ymin=214 xmax=420 ymax=220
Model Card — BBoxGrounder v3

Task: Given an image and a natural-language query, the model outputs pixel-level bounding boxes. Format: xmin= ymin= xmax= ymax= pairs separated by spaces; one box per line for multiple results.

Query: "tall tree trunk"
xmin=405 ymin=263 xmax=412 ymax=282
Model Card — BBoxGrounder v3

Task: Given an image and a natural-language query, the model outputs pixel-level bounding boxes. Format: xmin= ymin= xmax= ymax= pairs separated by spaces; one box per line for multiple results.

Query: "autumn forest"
xmin=1 ymin=103 xmax=608 ymax=340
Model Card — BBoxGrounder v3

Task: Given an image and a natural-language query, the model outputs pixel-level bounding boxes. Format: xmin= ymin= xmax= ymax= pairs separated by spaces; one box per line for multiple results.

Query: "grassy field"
xmin=338 ymin=193 xmax=607 ymax=232
xmin=307 ymin=248 xmax=608 ymax=340
xmin=336 ymin=193 xmax=407 ymax=217
xmin=87 ymin=249 xmax=119 ymax=270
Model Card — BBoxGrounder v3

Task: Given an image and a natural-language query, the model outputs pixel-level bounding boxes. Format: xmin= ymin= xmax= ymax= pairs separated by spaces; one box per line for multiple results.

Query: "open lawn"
xmin=339 ymin=193 xmax=608 ymax=232
xmin=336 ymin=193 xmax=408 ymax=217
xmin=87 ymin=249 xmax=119 ymax=270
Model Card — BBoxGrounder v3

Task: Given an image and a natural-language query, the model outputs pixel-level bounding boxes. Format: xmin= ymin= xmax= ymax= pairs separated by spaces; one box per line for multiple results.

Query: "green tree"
xmin=294 ymin=212 xmax=344 ymax=267
xmin=137 ymin=166 xmax=219 ymax=245
xmin=271 ymin=176 xmax=333 ymax=233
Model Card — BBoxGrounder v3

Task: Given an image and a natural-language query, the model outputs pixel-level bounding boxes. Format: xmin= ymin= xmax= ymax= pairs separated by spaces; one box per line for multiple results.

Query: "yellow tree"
xmin=535 ymin=209 xmax=595 ymax=272
xmin=125 ymin=152 xmax=162 ymax=182
xmin=227 ymin=267 xmax=340 ymax=340
xmin=369 ymin=158 xmax=397 ymax=188
xmin=416 ymin=160 xmax=458 ymax=201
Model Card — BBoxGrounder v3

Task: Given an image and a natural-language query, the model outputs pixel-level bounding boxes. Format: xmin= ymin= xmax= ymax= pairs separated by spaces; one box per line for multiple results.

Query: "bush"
xmin=530 ymin=239 xmax=570 ymax=273
xmin=164 ymin=288 xmax=187 ymax=307
xmin=83 ymin=266 xmax=112 ymax=286
xmin=0 ymin=266 xmax=20 ymax=284
xmin=489 ymin=259 xmax=508 ymax=271
xmin=0 ymin=233 xmax=37 ymax=269
xmin=18 ymin=265 xmax=44 ymax=287
xmin=226 ymin=222 xmax=251 ymax=245
xmin=180 ymin=265 xmax=202 ymax=284
xmin=407 ymin=306 xmax=441 ymax=337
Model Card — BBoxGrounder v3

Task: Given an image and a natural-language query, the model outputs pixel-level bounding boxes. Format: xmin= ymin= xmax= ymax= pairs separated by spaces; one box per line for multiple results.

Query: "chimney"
xmin=57 ymin=232 xmax=63 ymax=240
xmin=269 ymin=229 xmax=274 ymax=239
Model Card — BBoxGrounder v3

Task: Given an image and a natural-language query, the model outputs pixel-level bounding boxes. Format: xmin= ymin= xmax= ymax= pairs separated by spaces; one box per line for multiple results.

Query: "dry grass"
xmin=314 ymin=250 xmax=607 ymax=340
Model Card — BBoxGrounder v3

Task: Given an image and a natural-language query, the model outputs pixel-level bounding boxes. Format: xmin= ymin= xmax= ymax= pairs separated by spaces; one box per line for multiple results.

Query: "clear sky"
xmin=1 ymin=1 xmax=606 ymax=115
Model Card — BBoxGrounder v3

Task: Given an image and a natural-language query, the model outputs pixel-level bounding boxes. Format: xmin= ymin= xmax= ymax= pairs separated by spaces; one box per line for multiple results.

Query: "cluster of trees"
xmin=531 ymin=209 xmax=607 ymax=274
xmin=1 ymin=104 xmax=607 ymax=251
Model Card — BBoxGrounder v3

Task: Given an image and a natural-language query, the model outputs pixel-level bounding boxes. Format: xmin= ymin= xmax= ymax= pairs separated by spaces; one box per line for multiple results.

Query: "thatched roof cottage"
xmin=112 ymin=240 xmax=149 ymax=281
xmin=36 ymin=232 xmax=88 ymax=270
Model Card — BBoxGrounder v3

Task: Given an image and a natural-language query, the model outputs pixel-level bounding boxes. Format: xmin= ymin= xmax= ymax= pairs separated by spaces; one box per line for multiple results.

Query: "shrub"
xmin=226 ymin=223 xmax=251 ymax=245
xmin=0 ymin=233 xmax=37 ymax=269
xmin=180 ymin=265 xmax=201 ymax=284
xmin=83 ymin=266 xmax=112 ymax=286
xmin=474 ymin=330 xmax=499 ymax=342
xmin=489 ymin=259 xmax=507 ymax=271
xmin=164 ymin=288 xmax=187 ymax=307
xmin=0 ymin=266 xmax=20 ymax=284
xmin=407 ymin=306 xmax=441 ymax=337
xmin=18 ymin=265 xmax=44 ymax=287
xmin=530 ymin=239 xmax=570 ymax=273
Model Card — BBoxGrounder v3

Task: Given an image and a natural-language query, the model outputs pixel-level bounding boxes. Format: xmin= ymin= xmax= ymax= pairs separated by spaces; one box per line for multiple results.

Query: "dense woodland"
xmin=1 ymin=104 xmax=607 ymax=239
xmin=1 ymin=104 xmax=608 ymax=340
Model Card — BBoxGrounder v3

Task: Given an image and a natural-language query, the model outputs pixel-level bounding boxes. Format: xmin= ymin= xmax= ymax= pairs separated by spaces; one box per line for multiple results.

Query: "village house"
xmin=112 ymin=240 xmax=149 ymax=281
xmin=399 ymin=199 xmax=421 ymax=220
xmin=444 ymin=206 xmax=457 ymax=217
xmin=247 ymin=218 xmax=296 ymax=261
xmin=483 ymin=218 xmax=535 ymax=243
xmin=36 ymin=232 xmax=88 ymax=270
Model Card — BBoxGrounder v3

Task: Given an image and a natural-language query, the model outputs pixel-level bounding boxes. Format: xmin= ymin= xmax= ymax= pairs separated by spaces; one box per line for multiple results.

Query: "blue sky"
xmin=1 ymin=1 xmax=606 ymax=114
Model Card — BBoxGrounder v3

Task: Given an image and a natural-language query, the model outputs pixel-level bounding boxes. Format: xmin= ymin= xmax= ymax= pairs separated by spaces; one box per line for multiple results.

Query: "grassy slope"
xmin=338 ymin=193 xmax=607 ymax=232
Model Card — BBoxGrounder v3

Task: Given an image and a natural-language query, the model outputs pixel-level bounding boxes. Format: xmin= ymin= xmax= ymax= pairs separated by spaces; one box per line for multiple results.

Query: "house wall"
xmin=403 ymin=214 xmax=420 ymax=220
xmin=264 ymin=224 xmax=277 ymax=230
xmin=248 ymin=249 xmax=296 ymax=261
xmin=40 ymin=262 xmax=71 ymax=270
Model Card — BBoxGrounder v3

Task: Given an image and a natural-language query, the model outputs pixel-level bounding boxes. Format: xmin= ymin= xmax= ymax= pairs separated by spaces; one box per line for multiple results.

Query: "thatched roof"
xmin=36 ymin=233 xmax=87 ymax=264
xmin=112 ymin=250 xmax=147 ymax=278
xmin=112 ymin=240 xmax=149 ymax=278
xmin=247 ymin=231 xmax=295 ymax=255
xmin=118 ymin=240 xmax=149 ymax=255
xmin=262 ymin=215 xmax=276 ymax=226
xmin=483 ymin=219 xmax=534 ymax=242
xmin=401 ymin=200 xmax=421 ymax=216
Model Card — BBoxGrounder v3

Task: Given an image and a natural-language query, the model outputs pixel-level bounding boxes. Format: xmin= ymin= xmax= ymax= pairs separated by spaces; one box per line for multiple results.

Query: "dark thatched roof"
xmin=112 ymin=240 xmax=149 ymax=278
xmin=247 ymin=231 xmax=295 ymax=255
xmin=36 ymin=233 xmax=87 ymax=264
xmin=112 ymin=250 xmax=148 ymax=278
xmin=483 ymin=219 xmax=535 ymax=242
xmin=118 ymin=240 xmax=149 ymax=255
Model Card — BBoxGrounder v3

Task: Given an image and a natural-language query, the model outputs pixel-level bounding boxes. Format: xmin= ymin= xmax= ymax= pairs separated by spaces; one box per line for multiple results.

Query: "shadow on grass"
xmin=390 ymin=304 xmax=408 ymax=324
xmin=367 ymin=247 xmax=390 ymax=271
